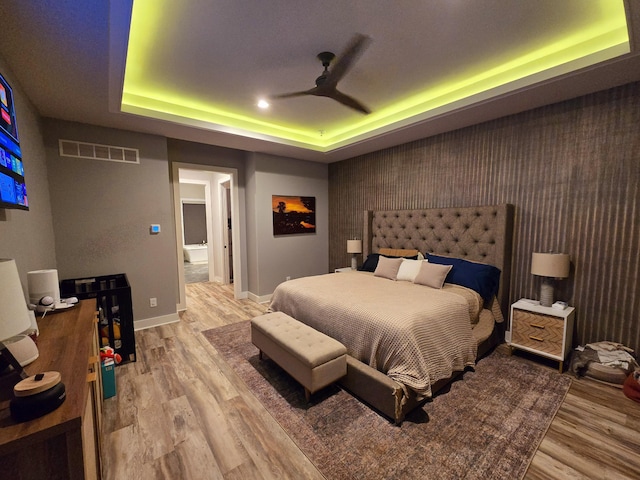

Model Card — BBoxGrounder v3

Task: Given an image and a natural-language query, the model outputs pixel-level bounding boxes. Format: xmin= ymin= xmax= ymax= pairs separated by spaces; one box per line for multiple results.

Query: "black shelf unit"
xmin=60 ymin=273 xmax=136 ymax=364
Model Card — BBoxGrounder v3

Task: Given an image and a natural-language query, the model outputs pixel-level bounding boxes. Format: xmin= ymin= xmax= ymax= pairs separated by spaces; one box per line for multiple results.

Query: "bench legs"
xmin=251 ymin=314 xmax=347 ymax=403
xmin=256 ymin=348 xmax=336 ymax=402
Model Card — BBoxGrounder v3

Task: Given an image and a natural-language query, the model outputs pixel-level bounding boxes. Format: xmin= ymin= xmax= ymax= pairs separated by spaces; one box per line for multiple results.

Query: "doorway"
xmin=181 ymin=199 xmax=209 ymax=284
xmin=172 ymin=163 xmax=242 ymax=311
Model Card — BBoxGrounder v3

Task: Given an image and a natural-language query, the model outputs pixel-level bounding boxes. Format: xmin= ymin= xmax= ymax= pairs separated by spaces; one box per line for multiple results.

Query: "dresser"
xmin=0 ymin=299 xmax=103 ymax=480
xmin=509 ymin=298 xmax=575 ymax=373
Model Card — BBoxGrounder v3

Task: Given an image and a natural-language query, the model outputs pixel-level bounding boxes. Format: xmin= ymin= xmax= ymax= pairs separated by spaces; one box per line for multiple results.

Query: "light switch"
xmin=150 ymin=224 xmax=161 ymax=234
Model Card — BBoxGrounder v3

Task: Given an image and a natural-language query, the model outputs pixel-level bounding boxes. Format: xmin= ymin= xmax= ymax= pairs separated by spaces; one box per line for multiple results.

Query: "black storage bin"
xmin=60 ymin=273 xmax=136 ymax=364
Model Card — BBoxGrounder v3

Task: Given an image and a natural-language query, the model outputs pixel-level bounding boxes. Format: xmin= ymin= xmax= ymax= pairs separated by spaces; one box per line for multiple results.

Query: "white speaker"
xmin=27 ymin=269 xmax=60 ymax=306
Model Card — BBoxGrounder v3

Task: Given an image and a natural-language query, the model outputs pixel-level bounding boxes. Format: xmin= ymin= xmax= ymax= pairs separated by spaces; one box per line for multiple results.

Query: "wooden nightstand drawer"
xmin=511 ymin=309 xmax=564 ymax=356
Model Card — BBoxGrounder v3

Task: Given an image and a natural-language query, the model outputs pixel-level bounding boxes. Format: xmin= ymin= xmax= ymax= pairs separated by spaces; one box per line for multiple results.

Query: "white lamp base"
xmin=4 ymin=335 xmax=39 ymax=366
xmin=351 ymin=255 xmax=358 ymax=270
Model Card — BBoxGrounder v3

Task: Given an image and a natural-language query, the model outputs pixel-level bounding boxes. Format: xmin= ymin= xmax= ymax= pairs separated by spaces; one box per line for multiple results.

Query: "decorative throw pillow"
xmin=373 ymin=256 xmax=403 ymax=280
xmin=414 ymin=262 xmax=453 ymax=289
xmin=359 ymin=253 xmax=382 ymax=272
xmin=378 ymin=248 xmax=419 ymax=258
xmin=396 ymin=259 xmax=424 ymax=282
xmin=426 ymin=253 xmax=501 ymax=303
xmin=359 ymin=253 xmax=419 ymax=272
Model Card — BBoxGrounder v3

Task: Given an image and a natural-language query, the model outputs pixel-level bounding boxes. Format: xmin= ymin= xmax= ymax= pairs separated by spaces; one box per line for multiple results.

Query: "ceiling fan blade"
xmin=271 ymin=87 xmax=318 ymax=99
xmin=269 ymin=33 xmax=372 ymax=113
xmin=327 ymin=89 xmax=371 ymax=114
xmin=325 ymin=33 xmax=371 ymax=86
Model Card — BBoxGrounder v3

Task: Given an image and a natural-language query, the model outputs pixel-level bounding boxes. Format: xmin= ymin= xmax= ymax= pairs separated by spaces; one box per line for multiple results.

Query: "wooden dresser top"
xmin=0 ymin=299 xmax=97 ymax=455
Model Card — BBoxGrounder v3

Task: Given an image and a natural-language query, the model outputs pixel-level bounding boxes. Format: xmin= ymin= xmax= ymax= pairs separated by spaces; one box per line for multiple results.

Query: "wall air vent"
xmin=58 ymin=139 xmax=140 ymax=164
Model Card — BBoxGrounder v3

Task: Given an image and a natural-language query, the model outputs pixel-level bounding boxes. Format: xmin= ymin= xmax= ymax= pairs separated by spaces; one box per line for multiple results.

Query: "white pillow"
xmin=396 ymin=259 xmax=424 ymax=282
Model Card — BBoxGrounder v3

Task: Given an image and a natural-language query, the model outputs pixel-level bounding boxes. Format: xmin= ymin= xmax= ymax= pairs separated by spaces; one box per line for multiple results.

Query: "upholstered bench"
xmin=250 ymin=311 xmax=347 ymax=401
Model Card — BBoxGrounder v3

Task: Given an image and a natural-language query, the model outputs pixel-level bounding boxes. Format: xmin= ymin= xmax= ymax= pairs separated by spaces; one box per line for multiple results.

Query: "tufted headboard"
xmin=363 ymin=204 xmax=515 ymax=316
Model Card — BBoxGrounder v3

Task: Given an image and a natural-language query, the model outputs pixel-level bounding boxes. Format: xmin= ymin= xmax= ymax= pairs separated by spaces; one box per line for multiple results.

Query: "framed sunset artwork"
xmin=272 ymin=195 xmax=316 ymax=235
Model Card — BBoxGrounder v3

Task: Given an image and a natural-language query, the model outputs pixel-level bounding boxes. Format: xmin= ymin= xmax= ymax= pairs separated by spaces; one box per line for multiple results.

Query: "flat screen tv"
xmin=0 ymin=72 xmax=28 ymax=210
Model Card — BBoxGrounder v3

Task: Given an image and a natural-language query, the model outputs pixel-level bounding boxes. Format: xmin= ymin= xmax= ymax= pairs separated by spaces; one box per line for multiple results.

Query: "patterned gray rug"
xmin=203 ymin=321 xmax=571 ymax=480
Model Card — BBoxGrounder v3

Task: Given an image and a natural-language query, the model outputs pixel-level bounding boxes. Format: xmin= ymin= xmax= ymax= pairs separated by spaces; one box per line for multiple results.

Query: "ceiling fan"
xmin=271 ymin=33 xmax=372 ymax=114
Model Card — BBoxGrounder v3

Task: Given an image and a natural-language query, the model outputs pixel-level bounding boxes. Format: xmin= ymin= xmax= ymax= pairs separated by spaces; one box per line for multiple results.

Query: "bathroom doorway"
xmin=172 ymin=163 xmax=242 ymax=311
xmin=182 ymin=199 xmax=209 ymax=284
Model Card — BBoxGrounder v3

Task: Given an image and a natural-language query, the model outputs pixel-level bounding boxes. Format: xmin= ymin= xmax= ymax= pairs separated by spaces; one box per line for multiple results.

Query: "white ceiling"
xmin=0 ymin=0 xmax=639 ymax=163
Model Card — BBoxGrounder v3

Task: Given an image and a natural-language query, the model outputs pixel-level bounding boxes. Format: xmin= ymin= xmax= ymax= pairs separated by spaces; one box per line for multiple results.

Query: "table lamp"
xmin=347 ymin=239 xmax=362 ymax=270
xmin=0 ymin=259 xmax=39 ymax=379
xmin=531 ymin=252 xmax=570 ymax=307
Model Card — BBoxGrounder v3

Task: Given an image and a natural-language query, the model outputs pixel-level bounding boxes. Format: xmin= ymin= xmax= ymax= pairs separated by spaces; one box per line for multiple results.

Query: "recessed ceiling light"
xmin=257 ymin=99 xmax=270 ymax=109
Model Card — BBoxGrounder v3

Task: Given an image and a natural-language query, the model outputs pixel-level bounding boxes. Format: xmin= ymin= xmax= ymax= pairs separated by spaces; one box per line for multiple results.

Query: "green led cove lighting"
xmin=122 ymin=1 xmax=630 ymax=152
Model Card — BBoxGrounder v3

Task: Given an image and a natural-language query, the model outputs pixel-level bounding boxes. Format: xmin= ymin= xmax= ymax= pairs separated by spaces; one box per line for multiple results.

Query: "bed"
xmin=269 ymin=203 xmax=514 ymax=423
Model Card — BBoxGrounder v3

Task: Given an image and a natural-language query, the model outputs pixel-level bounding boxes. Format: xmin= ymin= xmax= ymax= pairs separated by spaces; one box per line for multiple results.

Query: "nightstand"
xmin=509 ymin=299 xmax=575 ymax=373
xmin=334 ymin=267 xmax=353 ymax=273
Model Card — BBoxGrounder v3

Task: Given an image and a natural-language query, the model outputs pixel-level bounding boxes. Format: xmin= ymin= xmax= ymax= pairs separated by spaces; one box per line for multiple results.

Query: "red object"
xmin=100 ymin=347 xmax=122 ymax=365
xmin=623 ymin=372 xmax=640 ymax=403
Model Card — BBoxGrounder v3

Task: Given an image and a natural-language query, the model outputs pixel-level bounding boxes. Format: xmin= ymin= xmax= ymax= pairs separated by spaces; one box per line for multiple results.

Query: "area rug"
xmin=202 ymin=321 xmax=571 ymax=480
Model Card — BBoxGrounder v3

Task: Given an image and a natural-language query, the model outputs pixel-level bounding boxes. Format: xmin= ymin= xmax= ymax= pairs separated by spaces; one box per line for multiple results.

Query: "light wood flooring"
xmin=101 ymin=282 xmax=640 ymax=479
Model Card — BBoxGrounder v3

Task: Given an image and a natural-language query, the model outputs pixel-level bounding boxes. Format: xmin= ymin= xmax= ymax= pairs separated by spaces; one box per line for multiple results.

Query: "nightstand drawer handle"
xmin=529 ymin=335 xmax=544 ymax=342
xmin=530 ymin=323 xmax=545 ymax=329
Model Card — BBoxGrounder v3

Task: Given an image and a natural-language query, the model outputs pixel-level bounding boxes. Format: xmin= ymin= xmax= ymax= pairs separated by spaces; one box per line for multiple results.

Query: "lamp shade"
xmin=347 ymin=239 xmax=362 ymax=254
xmin=531 ymin=252 xmax=570 ymax=278
xmin=0 ymin=259 xmax=32 ymax=341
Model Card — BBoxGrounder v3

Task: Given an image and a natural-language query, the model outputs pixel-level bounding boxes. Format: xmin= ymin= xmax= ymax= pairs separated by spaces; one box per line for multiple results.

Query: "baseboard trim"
xmin=248 ymin=291 xmax=272 ymax=304
xmin=134 ymin=312 xmax=180 ymax=331
xmin=236 ymin=290 xmax=249 ymax=300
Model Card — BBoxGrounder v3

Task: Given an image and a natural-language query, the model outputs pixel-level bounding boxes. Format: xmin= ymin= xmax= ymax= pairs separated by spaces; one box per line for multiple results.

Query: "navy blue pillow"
xmin=359 ymin=254 xmax=382 ymax=272
xmin=425 ymin=253 xmax=501 ymax=303
xmin=359 ymin=253 xmax=419 ymax=272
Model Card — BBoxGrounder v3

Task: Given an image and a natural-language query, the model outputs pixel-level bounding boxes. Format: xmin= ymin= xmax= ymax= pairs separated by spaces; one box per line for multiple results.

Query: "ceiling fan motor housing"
xmin=317 ymin=51 xmax=335 ymax=68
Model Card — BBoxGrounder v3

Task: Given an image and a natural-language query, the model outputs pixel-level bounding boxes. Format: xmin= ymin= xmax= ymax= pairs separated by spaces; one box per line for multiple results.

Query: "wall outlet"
xmin=149 ymin=297 xmax=157 ymax=307
xmin=285 ymin=276 xmax=291 ymax=281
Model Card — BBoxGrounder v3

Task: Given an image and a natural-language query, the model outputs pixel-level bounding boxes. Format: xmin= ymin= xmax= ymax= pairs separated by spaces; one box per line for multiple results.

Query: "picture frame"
xmin=272 ymin=195 xmax=316 ymax=235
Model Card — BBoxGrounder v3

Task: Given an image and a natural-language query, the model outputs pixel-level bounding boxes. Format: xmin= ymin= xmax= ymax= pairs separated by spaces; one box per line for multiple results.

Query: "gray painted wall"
xmin=42 ymin=119 xmax=178 ymax=324
xmin=0 ymin=58 xmax=57 ymax=298
xmin=246 ymin=152 xmax=328 ymax=297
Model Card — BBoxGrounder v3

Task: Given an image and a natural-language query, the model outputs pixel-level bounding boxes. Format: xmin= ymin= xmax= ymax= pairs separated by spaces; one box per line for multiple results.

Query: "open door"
xmin=221 ymin=179 xmax=233 ymax=283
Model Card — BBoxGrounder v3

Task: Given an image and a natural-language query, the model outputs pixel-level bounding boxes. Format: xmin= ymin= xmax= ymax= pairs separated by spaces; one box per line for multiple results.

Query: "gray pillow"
xmin=373 ymin=256 xmax=403 ymax=280
xmin=414 ymin=262 xmax=453 ymax=289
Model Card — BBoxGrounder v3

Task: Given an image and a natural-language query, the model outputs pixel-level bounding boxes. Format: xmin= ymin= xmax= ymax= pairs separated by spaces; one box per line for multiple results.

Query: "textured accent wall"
xmin=329 ymin=82 xmax=640 ymax=352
